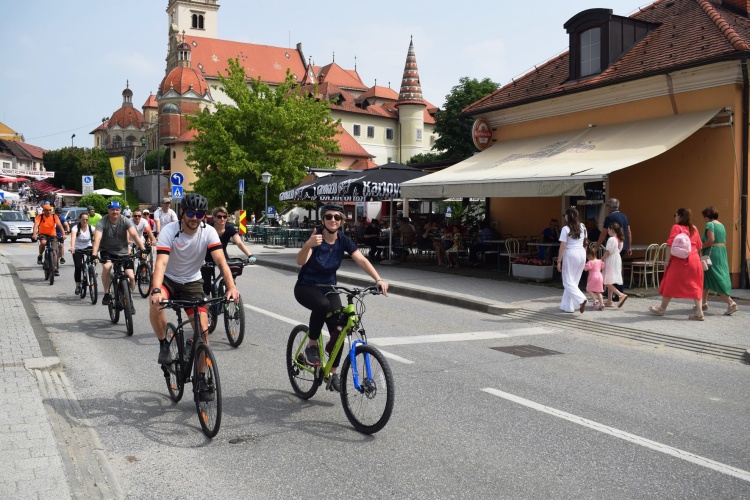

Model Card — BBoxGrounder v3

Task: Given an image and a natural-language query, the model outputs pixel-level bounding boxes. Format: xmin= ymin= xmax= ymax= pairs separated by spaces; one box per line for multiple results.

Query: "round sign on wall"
xmin=471 ymin=118 xmax=493 ymax=151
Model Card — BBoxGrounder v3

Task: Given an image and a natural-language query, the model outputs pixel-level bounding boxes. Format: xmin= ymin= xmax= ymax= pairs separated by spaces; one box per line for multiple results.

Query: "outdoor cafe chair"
xmin=653 ymin=243 xmax=668 ymax=287
xmin=629 ymin=243 xmax=659 ymax=289
xmin=500 ymin=238 xmax=529 ymax=276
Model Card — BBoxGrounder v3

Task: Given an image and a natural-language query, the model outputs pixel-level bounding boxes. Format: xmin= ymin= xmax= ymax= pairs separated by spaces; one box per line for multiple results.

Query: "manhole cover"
xmin=491 ymin=345 xmax=562 ymax=357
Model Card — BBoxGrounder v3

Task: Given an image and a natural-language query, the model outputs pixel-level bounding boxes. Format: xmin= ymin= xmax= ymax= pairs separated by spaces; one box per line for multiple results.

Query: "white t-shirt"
xmin=71 ymin=223 xmax=94 ymax=250
xmin=157 ymin=222 xmax=221 ymax=284
xmin=133 ymin=218 xmax=149 ymax=240
xmin=154 ymin=207 xmax=177 ymax=231
xmin=559 ymin=223 xmax=587 ymax=250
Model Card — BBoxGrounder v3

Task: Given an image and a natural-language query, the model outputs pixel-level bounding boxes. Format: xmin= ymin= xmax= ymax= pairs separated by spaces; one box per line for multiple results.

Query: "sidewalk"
xmin=246 ymin=244 xmax=750 ymax=363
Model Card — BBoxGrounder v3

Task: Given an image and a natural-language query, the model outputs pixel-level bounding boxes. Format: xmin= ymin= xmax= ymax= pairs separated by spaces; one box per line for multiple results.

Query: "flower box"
xmin=512 ymin=263 xmax=554 ymax=282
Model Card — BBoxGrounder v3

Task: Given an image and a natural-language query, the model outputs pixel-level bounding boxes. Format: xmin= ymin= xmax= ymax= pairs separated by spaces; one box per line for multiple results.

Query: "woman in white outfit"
xmin=557 ymin=207 xmax=588 ymax=313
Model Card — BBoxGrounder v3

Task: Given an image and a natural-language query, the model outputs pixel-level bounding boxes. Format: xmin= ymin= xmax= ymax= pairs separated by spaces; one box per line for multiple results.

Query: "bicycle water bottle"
xmin=184 ymin=338 xmax=193 ymax=361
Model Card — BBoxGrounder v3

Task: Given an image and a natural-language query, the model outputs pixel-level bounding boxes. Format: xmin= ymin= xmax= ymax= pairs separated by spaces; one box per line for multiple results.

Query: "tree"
xmin=432 ymin=77 xmax=499 ymax=160
xmin=42 ymin=147 xmax=117 ymax=192
xmin=185 ymin=58 xmax=341 ymax=212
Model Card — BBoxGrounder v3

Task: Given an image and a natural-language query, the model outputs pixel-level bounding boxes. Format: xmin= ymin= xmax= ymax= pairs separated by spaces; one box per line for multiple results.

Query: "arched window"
xmin=126 ymin=135 xmax=137 ymax=146
xmin=113 ymin=136 xmax=122 ymax=148
xmin=192 ymin=14 xmax=204 ymax=29
xmin=192 ymin=14 xmax=198 ymax=28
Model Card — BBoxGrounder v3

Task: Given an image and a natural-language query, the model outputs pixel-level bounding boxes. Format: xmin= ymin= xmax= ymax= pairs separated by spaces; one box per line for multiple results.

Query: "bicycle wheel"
xmin=194 ymin=343 xmax=222 ymax=438
xmin=286 ymin=324 xmax=319 ymax=399
xmin=136 ymin=262 xmax=152 ymax=298
xmin=87 ymin=265 xmax=98 ymax=305
xmin=207 ymin=280 xmax=225 ymax=334
xmin=223 ymin=297 xmax=245 ymax=347
xmin=108 ymin=281 xmax=120 ymax=324
xmin=42 ymin=250 xmax=50 ymax=280
xmin=121 ymin=279 xmax=134 ymax=336
xmin=79 ymin=266 xmax=87 ymax=299
xmin=340 ymin=344 xmax=395 ymax=434
xmin=47 ymin=249 xmax=55 ymax=286
xmin=164 ymin=323 xmax=184 ymax=402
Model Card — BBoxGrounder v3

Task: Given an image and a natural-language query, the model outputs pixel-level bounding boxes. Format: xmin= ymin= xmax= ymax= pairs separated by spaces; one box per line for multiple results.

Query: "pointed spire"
xmin=397 ymin=36 xmax=424 ymax=105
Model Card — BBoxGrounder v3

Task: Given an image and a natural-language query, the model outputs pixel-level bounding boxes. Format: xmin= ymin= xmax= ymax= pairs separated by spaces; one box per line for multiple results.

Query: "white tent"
xmin=92 ymin=188 xmax=122 ymax=196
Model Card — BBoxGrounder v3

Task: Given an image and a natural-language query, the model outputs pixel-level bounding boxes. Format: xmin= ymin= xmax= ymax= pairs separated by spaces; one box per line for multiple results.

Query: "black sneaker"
xmin=59 ymin=257 xmax=65 ymax=265
xmin=54 ymin=270 xmax=60 ymax=276
xmin=37 ymin=255 xmax=42 ymax=265
xmin=304 ymin=346 xmax=321 ymax=366
xmin=328 ymin=373 xmax=341 ymax=392
xmin=199 ymin=377 xmax=215 ymax=402
xmin=102 ymin=293 xmax=111 ymax=305
xmin=74 ymin=286 xmax=81 ymax=295
xmin=158 ymin=343 xmax=172 ymax=365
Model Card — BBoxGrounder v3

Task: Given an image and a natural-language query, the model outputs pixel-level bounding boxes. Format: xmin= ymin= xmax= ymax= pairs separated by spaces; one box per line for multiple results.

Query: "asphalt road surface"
xmin=5 ymin=242 xmax=750 ymax=499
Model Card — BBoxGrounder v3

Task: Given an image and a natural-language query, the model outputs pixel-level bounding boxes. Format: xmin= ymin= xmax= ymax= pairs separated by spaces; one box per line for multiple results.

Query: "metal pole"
xmin=264 ymin=185 xmax=268 ymax=225
xmin=156 ymin=127 xmax=161 ymax=205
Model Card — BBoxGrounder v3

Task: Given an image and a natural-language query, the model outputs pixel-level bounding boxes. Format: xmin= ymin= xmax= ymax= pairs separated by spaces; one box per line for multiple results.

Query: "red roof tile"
xmin=159 ymin=66 xmax=210 ymax=96
xmin=314 ymin=62 xmax=367 ymax=91
xmin=464 ymin=0 xmax=750 ymax=115
xmin=142 ymin=94 xmax=158 ymax=109
xmin=332 ymin=125 xmax=373 ymax=158
xmin=185 ymin=36 xmax=307 ymax=85
xmin=17 ymin=142 xmax=46 ymax=159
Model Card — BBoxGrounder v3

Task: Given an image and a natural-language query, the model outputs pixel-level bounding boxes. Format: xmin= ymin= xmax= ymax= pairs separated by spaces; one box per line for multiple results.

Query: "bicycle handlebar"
xmin=202 ymin=257 xmax=250 ymax=268
xmin=159 ymin=296 xmax=229 ymax=311
xmin=320 ymin=284 xmax=382 ymax=297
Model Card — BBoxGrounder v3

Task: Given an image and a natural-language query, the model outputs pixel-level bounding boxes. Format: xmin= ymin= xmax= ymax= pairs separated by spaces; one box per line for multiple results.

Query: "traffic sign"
xmin=267 ymin=206 xmax=275 ymax=216
xmin=172 ymin=186 xmax=184 ymax=200
xmin=171 ymin=172 xmax=184 ymax=186
xmin=238 ymin=179 xmax=245 ymax=195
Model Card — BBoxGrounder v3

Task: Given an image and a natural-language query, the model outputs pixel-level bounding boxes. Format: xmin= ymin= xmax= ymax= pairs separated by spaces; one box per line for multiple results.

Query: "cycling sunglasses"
xmin=324 ymin=213 xmax=342 ymax=221
xmin=215 ymin=214 xmax=228 ymax=219
xmin=185 ymin=211 xmax=206 ymax=219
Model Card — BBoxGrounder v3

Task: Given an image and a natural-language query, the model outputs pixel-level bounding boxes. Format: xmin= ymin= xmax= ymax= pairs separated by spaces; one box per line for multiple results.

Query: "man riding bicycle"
xmin=294 ymin=203 xmax=388 ymax=392
xmin=149 ymin=194 xmax=239 ymax=386
xmin=54 ymin=207 xmax=70 ymax=267
xmin=90 ymin=200 xmax=148 ymax=305
xmin=129 ymin=208 xmax=157 ymax=250
xmin=32 ymin=201 xmax=66 ymax=276
xmin=153 ymin=197 xmax=178 ymax=235
xmin=200 ymin=205 xmax=255 ymax=296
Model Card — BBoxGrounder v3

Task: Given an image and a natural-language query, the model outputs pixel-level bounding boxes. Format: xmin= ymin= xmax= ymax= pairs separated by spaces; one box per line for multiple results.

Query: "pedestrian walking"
xmin=595 ymin=198 xmax=632 ymax=302
xmin=557 ymin=207 xmax=588 ymax=314
xmin=700 ymin=206 xmax=738 ymax=315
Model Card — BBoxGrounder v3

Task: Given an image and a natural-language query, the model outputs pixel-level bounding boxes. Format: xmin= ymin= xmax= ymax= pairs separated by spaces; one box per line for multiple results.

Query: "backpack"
xmin=671 ymin=229 xmax=691 ymax=259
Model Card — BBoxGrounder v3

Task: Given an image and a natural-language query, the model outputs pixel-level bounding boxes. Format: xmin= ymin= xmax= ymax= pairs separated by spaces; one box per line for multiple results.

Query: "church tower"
xmin=166 ymin=0 xmax=219 ymax=39
xmin=396 ymin=38 xmax=426 ymax=164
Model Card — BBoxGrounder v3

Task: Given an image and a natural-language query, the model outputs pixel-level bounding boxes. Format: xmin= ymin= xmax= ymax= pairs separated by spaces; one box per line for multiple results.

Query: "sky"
xmin=2 ymin=0 xmax=648 ymax=152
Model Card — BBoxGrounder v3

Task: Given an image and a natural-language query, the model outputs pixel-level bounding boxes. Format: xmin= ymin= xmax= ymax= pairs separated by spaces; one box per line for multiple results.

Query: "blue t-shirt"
xmin=56 ymin=215 xmax=67 ymax=237
xmin=296 ymin=231 xmax=358 ymax=286
xmin=603 ymin=210 xmax=630 ymax=252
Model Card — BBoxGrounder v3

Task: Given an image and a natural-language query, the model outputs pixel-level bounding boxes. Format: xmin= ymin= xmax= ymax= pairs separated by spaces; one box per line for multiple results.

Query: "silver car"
xmin=0 ymin=210 xmax=34 ymax=242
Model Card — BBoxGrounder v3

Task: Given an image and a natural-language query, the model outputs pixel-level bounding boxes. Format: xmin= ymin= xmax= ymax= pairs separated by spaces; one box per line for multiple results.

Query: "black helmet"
xmin=181 ymin=193 xmax=209 ymax=212
xmin=54 ymin=207 xmax=63 ymax=215
xmin=319 ymin=203 xmax=345 ymax=217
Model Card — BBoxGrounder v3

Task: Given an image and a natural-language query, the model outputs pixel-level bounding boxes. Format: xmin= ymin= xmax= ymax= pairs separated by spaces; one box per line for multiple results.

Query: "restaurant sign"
xmin=0 ymin=168 xmax=54 ymax=179
xmin=471 ymin=118 xmax=493 ymax=151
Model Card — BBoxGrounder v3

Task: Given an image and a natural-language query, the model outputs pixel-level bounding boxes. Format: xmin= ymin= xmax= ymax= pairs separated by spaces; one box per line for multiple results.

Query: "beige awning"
xmin=401 ymin=108 xmax=721 ymax=199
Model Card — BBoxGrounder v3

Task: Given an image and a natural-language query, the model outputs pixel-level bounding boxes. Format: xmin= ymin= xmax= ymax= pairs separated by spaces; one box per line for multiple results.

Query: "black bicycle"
xmin=134 ymin=243 xmax=153 ymax=298
xmin=106 ymin=255 xmax=137 ymax=337
xmin=40 ymin=236 xmax=58 ymax=285
xmin=160 ymin=296 xmax=227 ymax=438
xmin=76 ymin=249 xmax=98 ymax=304
xmin=204 ymin=258 xmax=248 ymax=347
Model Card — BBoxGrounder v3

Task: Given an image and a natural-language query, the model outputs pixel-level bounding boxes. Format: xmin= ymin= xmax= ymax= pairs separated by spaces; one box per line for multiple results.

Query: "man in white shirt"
xmin=153 ymin=197 xmax=178 ymax=234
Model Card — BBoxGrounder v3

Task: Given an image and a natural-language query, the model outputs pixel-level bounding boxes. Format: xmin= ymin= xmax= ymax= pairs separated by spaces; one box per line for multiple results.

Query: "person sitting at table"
xmin=585 ymin=217 xmax=601 ymax=245
xmin=469 ymin=220 xmax=495 ymax=267
xmin=418 ymin=221 xmax=440 ymax=262
xmin=540 ymin=218 xmax=560 ymax=259
xmin=363 ymin=219 xmax=383 ymax=261
xmin=394 ymin=216 xmax=416 ymax=261
xmin=445 ymin=225 xmax=464 ymax=268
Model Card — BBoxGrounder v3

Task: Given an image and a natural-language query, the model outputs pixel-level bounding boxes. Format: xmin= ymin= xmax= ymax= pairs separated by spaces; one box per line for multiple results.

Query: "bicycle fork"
xmin=348 ymin=339 xmax=372 ymax=393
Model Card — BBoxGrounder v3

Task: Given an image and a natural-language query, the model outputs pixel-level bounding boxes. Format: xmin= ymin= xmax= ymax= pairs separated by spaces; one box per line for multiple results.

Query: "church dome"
xmin=109 ymin=106 xmax=145 ymax=129
xmin=159 ymin=66 xmax=210 ymax=96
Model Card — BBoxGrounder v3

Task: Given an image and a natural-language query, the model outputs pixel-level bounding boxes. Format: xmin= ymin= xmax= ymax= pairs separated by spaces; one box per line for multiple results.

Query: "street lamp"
xmin=261 ymin=171 xmax=272 ymax=224
xmin=71 ymin=134 xmax=76 ymax=147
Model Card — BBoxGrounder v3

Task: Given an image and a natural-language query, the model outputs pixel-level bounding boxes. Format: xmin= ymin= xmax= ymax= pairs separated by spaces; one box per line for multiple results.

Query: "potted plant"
xmin=512 ymin=257 xmax=554 ymax=282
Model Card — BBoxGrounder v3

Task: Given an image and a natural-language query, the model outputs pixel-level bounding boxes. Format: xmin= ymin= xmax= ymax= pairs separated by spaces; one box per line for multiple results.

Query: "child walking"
xmin=602 ymin=222 xmax=628 ymax=308
xmin=584 ymin=247 xmax=605 ymax=310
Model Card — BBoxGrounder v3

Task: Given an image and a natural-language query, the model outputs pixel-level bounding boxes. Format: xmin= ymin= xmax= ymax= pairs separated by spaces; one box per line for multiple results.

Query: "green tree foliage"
xmin=406 ymin=152 xmax=445 ymax=166
xmin=77 ymin=194 xmax=109 ymax=212
xmin=144 ymin=147 xmax=170 ymax=172
xmin=42 ymin=148 xmax=117 ymax=192
xmin=432 ymin=77 xmax=499 ymax=160
xmin=186 ymin=58 xmax=341 ymax=212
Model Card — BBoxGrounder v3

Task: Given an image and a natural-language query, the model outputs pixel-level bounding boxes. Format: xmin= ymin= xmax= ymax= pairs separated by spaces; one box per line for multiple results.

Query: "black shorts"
xmin=162 ymin=276 xmax=206 ymax=314
xmin=100 ymin=251 xmax=134 ymax=270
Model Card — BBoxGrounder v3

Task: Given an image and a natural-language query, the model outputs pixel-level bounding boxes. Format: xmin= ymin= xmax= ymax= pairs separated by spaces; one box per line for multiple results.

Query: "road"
xmin=5 ymin=242 xmax=750 ymax=499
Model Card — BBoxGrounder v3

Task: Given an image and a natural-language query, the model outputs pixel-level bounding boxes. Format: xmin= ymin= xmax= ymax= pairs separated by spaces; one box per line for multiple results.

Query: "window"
xmin=579 ymin=27 xmax=601 ymax=77
xmin=416 ymin=128 xmax=423 ymax=142
xmin=367 ymin=126 xmax=375 ymax=138
xmin=2 ymin=162 xmax=9 ymax=169
xmin=385 ymin=128 xmax=394 ymax=141
xmin=191 ymin=13 xmax=204 ymax=29
xmin=353 ymin=124 xmax=361 ymax=137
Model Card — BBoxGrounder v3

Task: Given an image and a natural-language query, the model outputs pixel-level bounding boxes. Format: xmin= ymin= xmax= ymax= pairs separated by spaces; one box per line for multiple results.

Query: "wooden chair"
xmin=629 ymin=243 xmax=659 ymax=288
xmin=501 ymin=238 xmax=530 ymax=276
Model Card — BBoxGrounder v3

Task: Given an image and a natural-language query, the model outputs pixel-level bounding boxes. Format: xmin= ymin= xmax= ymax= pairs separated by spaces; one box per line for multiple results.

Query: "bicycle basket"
xmin=227 ymin=258 xmax=245 ymax=277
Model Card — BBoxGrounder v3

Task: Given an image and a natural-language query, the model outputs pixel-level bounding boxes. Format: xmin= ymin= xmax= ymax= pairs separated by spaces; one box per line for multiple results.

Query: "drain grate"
xmin=492 ymin=345 xmax=562 ymax=358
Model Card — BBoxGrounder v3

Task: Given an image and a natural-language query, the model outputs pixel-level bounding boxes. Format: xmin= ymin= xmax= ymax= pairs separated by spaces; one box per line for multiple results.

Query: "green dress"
xmin=702 ymin=220 xmax=732 ymax=295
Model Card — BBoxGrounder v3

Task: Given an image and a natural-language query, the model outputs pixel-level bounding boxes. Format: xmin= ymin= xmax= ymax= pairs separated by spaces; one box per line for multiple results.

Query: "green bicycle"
xmin=286 ymin=285 xmax=395 ymax=434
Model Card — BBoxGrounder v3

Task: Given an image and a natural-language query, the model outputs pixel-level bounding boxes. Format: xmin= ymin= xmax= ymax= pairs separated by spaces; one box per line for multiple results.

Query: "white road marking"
xmin=368 ymin=327 xmax=554 ymax=346
xmin=482 ymin=388 xmax=750 ymax=483
xmin=244 ymin=304 xmax=414 ymax=364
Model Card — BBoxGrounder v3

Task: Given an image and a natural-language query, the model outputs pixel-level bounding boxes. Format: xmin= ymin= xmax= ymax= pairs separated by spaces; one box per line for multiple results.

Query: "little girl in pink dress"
xmin=584 ymin=247 xmax=605 ymax=310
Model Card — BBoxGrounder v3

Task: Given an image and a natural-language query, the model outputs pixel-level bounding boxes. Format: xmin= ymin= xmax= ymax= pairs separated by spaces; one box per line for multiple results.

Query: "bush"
xmin=77 ymin=194 xmax=108 ymax=214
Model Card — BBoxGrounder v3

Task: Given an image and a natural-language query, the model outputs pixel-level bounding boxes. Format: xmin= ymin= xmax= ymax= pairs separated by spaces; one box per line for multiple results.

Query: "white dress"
xmin=602 ymin=237 xmax=623 ymax=285
xmin=558 ymin=223 xmax=587 ymax=312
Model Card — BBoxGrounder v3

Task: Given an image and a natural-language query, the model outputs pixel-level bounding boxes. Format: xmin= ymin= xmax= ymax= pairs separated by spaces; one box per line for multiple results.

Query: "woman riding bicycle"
xmin=201 ymin=206 xmax=256 ymax=296
xmin=69 ymin=211 xmax=95 ymax=295
xmin=294 ymin=203 xmax=388 ymax=391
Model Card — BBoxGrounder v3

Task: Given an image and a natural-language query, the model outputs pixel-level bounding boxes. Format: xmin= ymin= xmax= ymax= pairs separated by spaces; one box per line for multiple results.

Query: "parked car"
xmin=60 ymin=207 xmax=90 ymax=231
xmin=0 ymin=210 xmax=34 ymax=242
